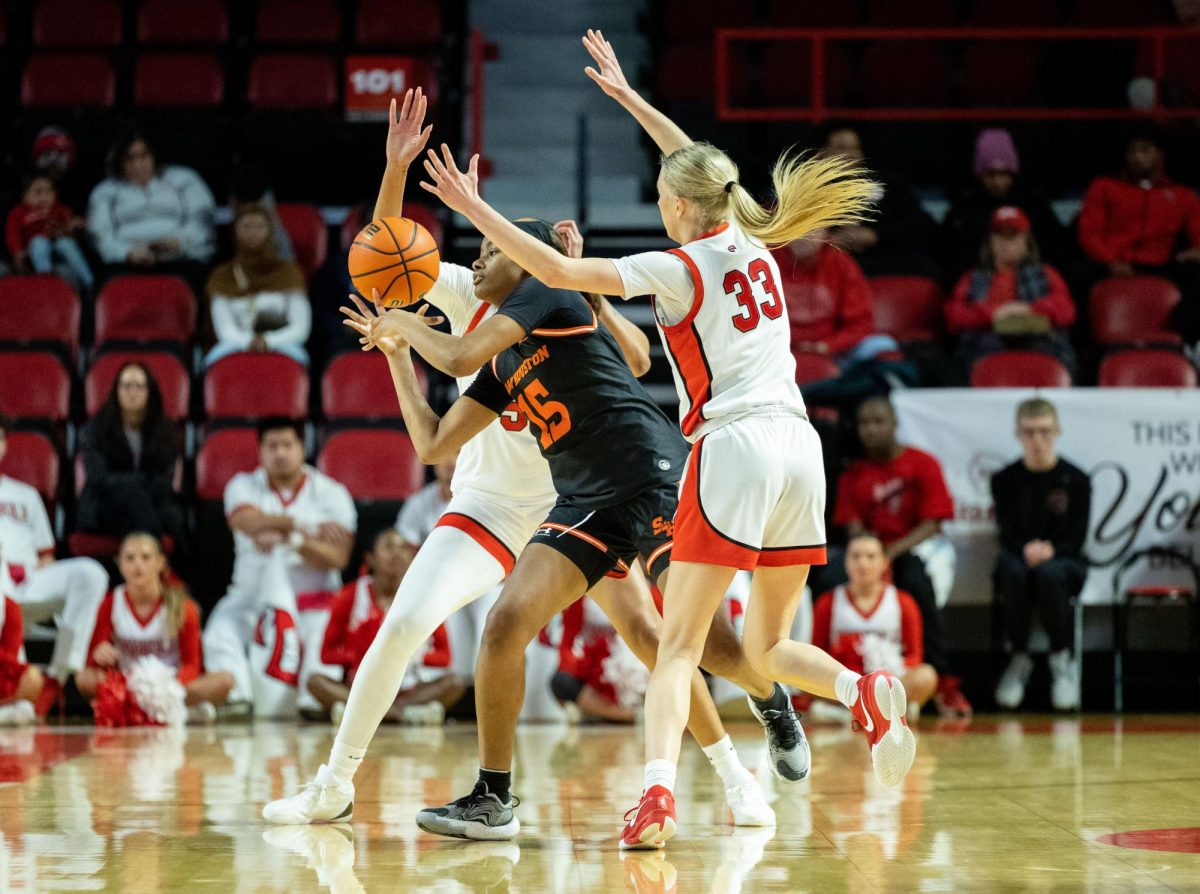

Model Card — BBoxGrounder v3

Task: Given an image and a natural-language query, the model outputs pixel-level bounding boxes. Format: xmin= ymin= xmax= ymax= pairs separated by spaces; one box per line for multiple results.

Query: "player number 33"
xmin=724 ymin=258 xmax=784 ymax=333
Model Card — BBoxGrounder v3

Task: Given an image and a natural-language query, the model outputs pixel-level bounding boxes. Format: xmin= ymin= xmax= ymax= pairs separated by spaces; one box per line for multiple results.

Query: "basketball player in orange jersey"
xmin=265 ymin=88 xmax=795 ymax=832
xmin=417 ymin=31 xmax=918 ymax=849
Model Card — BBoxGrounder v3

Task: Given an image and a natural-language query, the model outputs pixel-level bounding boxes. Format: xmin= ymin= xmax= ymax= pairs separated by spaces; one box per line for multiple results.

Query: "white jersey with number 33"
xmin=611 ymin=221 xmax=806 ymax=442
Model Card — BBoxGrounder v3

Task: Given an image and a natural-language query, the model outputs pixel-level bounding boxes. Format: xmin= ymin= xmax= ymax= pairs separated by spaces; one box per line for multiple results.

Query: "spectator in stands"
xmin=0 ymin=591 xmax=43 ymax=726
xmin=31 ymin=126 xmax=84 ymax=210
xmin=202 ymin=418 xmax=356 ymax=716
xmin=77 ymin=362 xmax=184 ymax=546
xmin=395 ymin=455 xmax=456 ymax=548
xmin=946 ymin=206 xmax=1077 ymax=379
xmin=0 ymin=414 xmax=109 ymax=712
xmin=204 ymin=205 xmax=310 ymax=368
xmin=991 ymin=398 xmax=1091 ymax=712
xmin=820 ymin=396 xmax=972 ymax=717
xmin=941 ymin=128 xmax=1070 ymax=273
xmin=307 ymin=528 xmax=466 ymax=726
xmin=811 ymin=533 xmax=937 ymax=722
xmin=230 ymin=161 xmax=294 ymax=262
xmin=820 ymin=124 xmax=939 ymax=278
xmin=1078 ymin=125 xmax=1200 ymax=343
xmin=5 ymin=172 xmax=94 ymax=291
xmin=87 ymin=129 xmax=215 ymax=293
xmin=551 ymin=596 xmax=646 ymax=725
xmin=76 ymin=533 xmax=233 ymax=725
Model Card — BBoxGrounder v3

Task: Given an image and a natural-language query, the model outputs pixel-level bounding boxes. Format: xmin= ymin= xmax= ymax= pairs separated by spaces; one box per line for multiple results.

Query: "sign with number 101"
xmin=345 ymin=56 xmax=429 ymax=122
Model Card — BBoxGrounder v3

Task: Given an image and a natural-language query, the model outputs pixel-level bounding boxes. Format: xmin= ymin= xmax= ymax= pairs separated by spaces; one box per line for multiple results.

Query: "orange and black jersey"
xmin=464 ymin=278 xmax=687 ymax=510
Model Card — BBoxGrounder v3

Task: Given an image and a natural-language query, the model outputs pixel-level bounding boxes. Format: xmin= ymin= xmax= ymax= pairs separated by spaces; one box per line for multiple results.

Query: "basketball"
xmin=348 ymin=216 xmax=441 ymax=309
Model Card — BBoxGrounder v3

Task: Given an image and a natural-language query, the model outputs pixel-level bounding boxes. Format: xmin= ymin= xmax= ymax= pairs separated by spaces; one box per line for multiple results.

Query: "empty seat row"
xmin=19 ymin=0 xmax=442 ymax=49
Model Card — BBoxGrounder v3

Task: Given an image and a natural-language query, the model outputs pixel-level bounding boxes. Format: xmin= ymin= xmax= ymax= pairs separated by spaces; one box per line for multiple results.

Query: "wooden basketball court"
xmin=1 ymin=715 xmax=1198 ymax=891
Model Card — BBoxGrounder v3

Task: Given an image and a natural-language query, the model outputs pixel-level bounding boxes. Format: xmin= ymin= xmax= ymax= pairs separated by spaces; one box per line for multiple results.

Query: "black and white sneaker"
xmin=748 ymin=685 xmax=811 ymax=783
xmin=415 ymin=782 xmax=521 ymax=840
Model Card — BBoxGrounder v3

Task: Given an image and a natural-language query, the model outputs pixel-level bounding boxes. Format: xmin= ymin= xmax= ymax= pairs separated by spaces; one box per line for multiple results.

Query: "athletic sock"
xmin=328 ymin=738 xmax=366 ymax=787
xmin=479 ymin=768 xmax=512 ymax=802
xmin=750 ymin=682 xmax=789 ymax=713
xmin=835 ymin=670 xmax=862 ymax=709
xmin=701 ymin=735 xmax=755 ymax=789
xmin=643 ymin=759 xmax=677 ymax=794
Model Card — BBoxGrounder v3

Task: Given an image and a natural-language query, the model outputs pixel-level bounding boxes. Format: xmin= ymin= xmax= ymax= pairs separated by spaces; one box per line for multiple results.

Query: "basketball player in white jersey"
xmin=417 ymin=32 xmax=918 ymax=848
xmin=265 ymin=88 xmax=786 ymax=829
xmin=0 ymin=415 xmax=108 ymax=706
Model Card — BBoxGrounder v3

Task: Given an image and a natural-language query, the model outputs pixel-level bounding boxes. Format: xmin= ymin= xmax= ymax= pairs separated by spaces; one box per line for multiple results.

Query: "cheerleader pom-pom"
xmin=126 ymin=656 xmax=187 ymax=727
xmin=600 ymin=636 xmax=650 ymax=710
xmin=92 ymin=669 xmax=133 ymax=728
xmin=860 ymin=633 xmax=906 ymax=676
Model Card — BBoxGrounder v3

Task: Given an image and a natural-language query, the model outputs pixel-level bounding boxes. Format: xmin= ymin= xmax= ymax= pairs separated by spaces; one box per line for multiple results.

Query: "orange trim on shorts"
xmin=646 ymin=541 xmax=673 ymax=576
xmin=436 ymin=512 xmax=516 ymax=575
xmin=539 ymin=522 xmax=630 ymax=575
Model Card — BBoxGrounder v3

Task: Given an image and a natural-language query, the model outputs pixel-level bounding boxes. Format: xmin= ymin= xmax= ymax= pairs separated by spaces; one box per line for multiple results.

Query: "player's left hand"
xmin=386 ymin=88 xmax=433 ymax=168
xmin=554 ymin=220 xmax=584 ymax=259
xmin=420 ymin=145 xmax=481 ymax=215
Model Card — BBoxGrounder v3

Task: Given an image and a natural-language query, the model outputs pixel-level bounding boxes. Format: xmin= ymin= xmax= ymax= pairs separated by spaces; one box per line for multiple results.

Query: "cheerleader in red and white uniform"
xmin=0 ymin=594 xmax=43 ymax=725
xmin=307 ymin=529 xmax=467 ymax=725
xmin=76 ymin=533 xmax=234 ymax=722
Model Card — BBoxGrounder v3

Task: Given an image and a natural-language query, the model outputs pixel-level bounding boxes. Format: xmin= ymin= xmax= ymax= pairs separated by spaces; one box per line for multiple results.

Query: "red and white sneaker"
xmin=620 ymin=786 xmax=677 ymax=850
xmin=850 ymin=671 xmax=917 ymax=787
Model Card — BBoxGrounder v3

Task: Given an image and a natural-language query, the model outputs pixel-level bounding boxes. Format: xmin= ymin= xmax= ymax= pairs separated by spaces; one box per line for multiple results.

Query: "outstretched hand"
xmin=583 ymin=29 xmax=632 ymax=101
xmin=340 ymin=293 xmax=444 ymax=355
xmin=385 ymin=88 xmax=433 ymax=168
xmin=420 ymin=144 xmax=482 ymax=215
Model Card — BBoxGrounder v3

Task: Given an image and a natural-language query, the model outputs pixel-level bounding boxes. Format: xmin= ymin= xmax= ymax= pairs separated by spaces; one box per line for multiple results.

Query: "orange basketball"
xmin=348 ymin=216 xmax=441 ymax=309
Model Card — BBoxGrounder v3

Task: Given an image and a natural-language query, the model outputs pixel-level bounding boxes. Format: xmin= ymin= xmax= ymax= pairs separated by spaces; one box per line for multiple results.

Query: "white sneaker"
xmin=262 ymin=763 xmax=355 ymax=825
xmin=1049 ymin=650 xmax=1080 ymax=711
xmin=330 ymin=701 xmax=346 ymax=728
xmin=724 ymin=778 xmax=776 ymax=827
xmin=0 ymin=699 xmax=35 ymax=726
xmin=995 ymin=653 xmax=1034 ymax=709
xmin=186 ymin=701 xmax=217 ymax=725
xmin=400 ymin=701 xmax=444 ymax=726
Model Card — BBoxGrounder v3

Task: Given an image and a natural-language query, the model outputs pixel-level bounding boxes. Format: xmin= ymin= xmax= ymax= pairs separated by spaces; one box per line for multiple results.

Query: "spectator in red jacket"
xmin=812 ymin=533 xmax=937 ymax=721
xmin=947 ymin=206 xmax=1077 ymax=379
xmin=307 ymin=529 xmax=467 ymax=725
xmin=813 ymin=396 xmax=971 ymax=718
xmin=5 ymin=172 xmax=94 ymax=290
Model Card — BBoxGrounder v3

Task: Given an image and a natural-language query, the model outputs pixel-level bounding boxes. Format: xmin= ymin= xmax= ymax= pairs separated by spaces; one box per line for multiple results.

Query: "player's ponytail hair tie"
xmin=724 ymin=180 xmax=736 ymax=193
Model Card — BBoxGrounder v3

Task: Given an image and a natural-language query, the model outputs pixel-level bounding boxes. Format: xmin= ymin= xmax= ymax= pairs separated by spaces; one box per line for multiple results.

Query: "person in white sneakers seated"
xmin=307 ymin=528 xmax=467 ymax=726
xmin=810 ymin=533 xmax=938 ymax=722
xmin=991 ymin=398 xmax=1091 ymax=712
xmin=0 ymin=414 xmax=109 ymax=712
xmin=0 ymin=589 xmax=43 ymax=726
xmin=202 ymin=418 xmax=357 ymax=716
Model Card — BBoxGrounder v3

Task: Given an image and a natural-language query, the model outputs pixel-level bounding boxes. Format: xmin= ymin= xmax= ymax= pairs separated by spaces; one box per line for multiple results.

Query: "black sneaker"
xmin=415 ymin=782 xmax=521 ymax=840
xmin=748 ymin=686 xmax=811 ymax=783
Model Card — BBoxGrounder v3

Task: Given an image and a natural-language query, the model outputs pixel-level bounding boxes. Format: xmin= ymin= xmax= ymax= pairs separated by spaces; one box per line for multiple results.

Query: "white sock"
xmin=327 ymin=738 xmax=366 ymax=786
xmin=835 ymin=670 xmax=862 ymax=709
xmin=0 ymin=700 xmax=33 ymax=725
xmin=701 ymin=735 xmax=755 ymax=788
xmin=643 ymin=759 xmax=677 ymax=793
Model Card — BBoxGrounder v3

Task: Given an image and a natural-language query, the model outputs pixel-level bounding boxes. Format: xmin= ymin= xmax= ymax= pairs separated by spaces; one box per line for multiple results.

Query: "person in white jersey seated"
xmin=810 ymin=533 xmax=937 ymax=722
xmin=0 ymin=413 xmax=109 ymax=714
xmin=202 ymin=417 xmax=357 ymax=717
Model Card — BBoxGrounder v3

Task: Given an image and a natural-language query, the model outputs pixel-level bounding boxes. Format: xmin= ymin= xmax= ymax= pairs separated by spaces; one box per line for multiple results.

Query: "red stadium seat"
xmin=356 ymin=0 xmax=442 ymax=48
xmin=865 ymin=0 xmax=959 ymax=26
xmin=970 ymin=0 xmax=1061 ymax=26
xmin=962 ymin=42 xmax=1044 ymax=107
xmin=22 ymin=55 xmax=116 ymax=108
xmin=971 ymin=351 xmax=1072 ymax=388
xmin=317 ymin=430 xmax=424 ymax=501
xmin=759 ymin=42 xmax=853 ymax=108
xmin=0 ymin=276 xmax=80 ymax=359
xmin=85 ymin=352 xmax=191 ymax=420
xmin=656 ymin=42 xmax=751 ymax=105
xmin=860 ymin=43 xmax=954 ymax=107
xmin=195 ymin=428 xmax=259 ymax=500
xmin=792 ymin=352 xmax=840 ymax=385
xmin=0 ymin=353 xmax=70 ymax=423
xmin=1098 ymin=350 xmax=1198 ymax=388
xmin=248 ymin=55 xmax=338 ymax=108
xmin=205 ymin=353 xmax=308 ymax=420
xmin=33 ymin=0 xmax=122 ymax=47
xmin=871 ymin=276 xmax=943 ymax=342
xmin=0 ymin=432 xmax=58 ymax=507
xmin=137 ymin=0 xmax=229 ymax=43
xmin=258 ymin=0 xmax=341 ymax=43
xmin=1090 ymin=276 xmax=1181 ymax=346
xmin=95 ymin=276 xmax=196 ymax=349
xmin=275 ymin=203 xmax=327 ymax=278
xmin=322 ymin=351 xmax=427 ymax=423
xmin=135 ymin=54 xmax=225 ymax=107
xmin=662 ymin=0 xmax=756 ymax=41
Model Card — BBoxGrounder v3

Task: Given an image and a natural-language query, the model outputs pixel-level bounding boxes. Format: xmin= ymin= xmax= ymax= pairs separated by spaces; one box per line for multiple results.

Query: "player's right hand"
xmin=386 ymin=87 xmax=433 ymax=168
xmin=583 ymin=29 xmax=632 ymax=101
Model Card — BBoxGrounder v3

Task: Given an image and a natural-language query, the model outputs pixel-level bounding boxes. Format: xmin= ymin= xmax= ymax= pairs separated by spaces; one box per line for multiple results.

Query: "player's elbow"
xmin=628 ymin=351 xmax=652 ymax=378
xmin=418 ymin=436 xmax=456 ymax=466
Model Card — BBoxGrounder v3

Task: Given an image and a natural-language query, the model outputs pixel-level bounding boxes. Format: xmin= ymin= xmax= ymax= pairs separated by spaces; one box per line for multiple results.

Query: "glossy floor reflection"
xmin=2 ymin=715 xmax=1199 ymax=892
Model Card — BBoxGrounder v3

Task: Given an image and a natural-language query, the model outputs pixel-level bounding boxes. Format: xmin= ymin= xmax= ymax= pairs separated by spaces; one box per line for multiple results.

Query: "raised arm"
xmin=582 ymin=29 xmax=691 ymax=156
xmin=373 ymin=88 xmax=433 ymax=221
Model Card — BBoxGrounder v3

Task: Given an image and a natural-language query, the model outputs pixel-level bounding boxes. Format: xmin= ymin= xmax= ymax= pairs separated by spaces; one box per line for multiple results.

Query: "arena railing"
xmin=714 ymin=26 xmax=1199 ymax=122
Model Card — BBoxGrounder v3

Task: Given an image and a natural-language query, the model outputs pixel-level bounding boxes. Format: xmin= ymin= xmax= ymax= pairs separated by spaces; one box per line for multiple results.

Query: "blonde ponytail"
xmin=660 ymin=142 xmax=877 ymax=248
